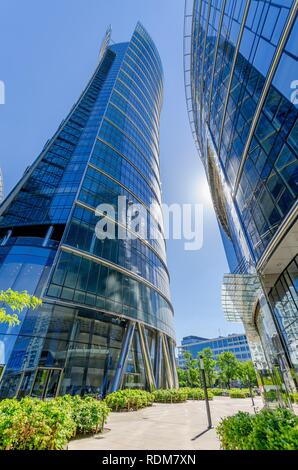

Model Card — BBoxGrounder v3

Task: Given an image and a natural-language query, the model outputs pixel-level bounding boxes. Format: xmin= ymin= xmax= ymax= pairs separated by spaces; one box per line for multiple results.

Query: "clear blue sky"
xmin=0 ymin=0 xmax=243 ymax=343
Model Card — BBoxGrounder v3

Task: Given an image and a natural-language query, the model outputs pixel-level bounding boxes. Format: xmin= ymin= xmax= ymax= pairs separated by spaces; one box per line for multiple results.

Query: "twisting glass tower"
xmin=184 ymin=0 xmax=298 ymax=404
xmin=0 ymin=23 xmax=177 ymax=398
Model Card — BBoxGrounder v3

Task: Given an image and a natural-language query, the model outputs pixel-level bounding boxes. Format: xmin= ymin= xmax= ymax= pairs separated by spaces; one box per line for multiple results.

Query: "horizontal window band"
xmin=74 ymin=199 xmax=168 ymax=271
xmin=86 ymin=161 xmax=164 ymax=233
xmin=60 ymin=244 xmax=173 ymax=309
xmin=101 ymin=116 xmax=160 ymax=180
xmin=96 ymin=136 xmax=161 ymax=193
xmin=43 ymin=297 xmax=176 ymax=340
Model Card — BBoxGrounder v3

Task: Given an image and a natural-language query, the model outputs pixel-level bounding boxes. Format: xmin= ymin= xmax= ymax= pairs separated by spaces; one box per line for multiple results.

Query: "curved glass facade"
xmin=0 ymin=23 xmax=177 ymax=398
xmin=186 ymin=0 xmax=298 ymax=394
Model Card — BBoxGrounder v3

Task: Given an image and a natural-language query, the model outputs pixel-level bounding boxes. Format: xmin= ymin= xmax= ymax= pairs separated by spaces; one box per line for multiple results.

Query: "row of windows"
xmin=105 ymin=104 xmax=159 ymax=168
xmin=90 ymin=140 xmax=161 ymax=208
xmin=127 ymin=42 xmax=162 ymax=106
xmin=110 ymin=90 xmax=159 ymax=156
xmin=78 ymin=167 xmax=166 ymax=259
xmin=64 ymin=204 xmax=170 ymax=298
xmin=114 ymin=78 xmax=160 ymax=151
xmin=268 ymin=255 xmax=298 ymax=368
xmin=235 ymin=27 xmax=298 ymax=259
xmin=47 ymin=251 xmax=175 ymax=338
xmin=118 ymin=69 xmax=160 ymax=132
xmin=98 ymin=119 xmax=160 ymax=189
xmin=125 ymin=51 xmax=161 ymax=111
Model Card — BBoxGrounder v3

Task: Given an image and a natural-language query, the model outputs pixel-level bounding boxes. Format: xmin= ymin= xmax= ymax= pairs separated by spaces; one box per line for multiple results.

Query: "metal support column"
xmin=43 ymin=225 xmax=54 ymax=247
xmin=154 ymin=332 xmax=162 ymax=389
xmin=162 ymin=334 xmax=174 ymax=389
xmin=110 ymin=321 xmax=135 ymax=392
xmin=137 ymin=323 xmax=156 ymax=391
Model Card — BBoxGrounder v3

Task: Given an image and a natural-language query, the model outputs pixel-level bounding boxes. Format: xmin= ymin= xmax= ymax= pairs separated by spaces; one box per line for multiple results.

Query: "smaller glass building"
xmin=178 ymin=333 xmax=251 ymax=368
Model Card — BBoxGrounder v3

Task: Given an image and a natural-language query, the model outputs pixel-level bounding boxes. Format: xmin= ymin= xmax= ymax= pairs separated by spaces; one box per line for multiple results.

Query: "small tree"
xmin=0 ymin=289 xmax=42 ymax=326
xmin=177 ymin=367 xmax=187 ymax=387
xmin=183 ymin=351 xmax=201 ymax=387
xmin=200 ymin=348 xmax=217 ymax=388
xmin=238 ymin=361 xmax=257 ymax=388
xmin=218 ymin=351 xmax=240 ymax=389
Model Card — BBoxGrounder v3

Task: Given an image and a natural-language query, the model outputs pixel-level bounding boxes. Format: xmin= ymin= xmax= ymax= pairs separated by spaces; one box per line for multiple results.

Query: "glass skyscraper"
xmin=184 ymin=0 xmax=297 ymax=403
xmin=0 ymin=23 xmax=177 ymax=398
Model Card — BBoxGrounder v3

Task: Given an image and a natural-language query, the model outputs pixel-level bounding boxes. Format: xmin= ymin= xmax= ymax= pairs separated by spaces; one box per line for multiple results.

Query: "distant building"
xmin=178 ymin=334 xmax=251 ymax=368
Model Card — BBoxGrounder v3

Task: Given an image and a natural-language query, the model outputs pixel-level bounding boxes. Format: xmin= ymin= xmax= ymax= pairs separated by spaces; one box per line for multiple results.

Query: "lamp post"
xmin=199 ymin=354 xmax=213 ymax=429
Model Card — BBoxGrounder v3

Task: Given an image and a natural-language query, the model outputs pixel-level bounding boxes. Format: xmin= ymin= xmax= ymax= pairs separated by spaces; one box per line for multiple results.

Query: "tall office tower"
xmin=184 ymin=0 xmax=298 ymax=403
xmin=0 ymin=23 xmax=177 ymax=398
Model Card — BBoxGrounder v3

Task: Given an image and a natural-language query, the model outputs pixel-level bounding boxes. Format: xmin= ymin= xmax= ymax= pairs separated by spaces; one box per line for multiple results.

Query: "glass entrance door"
xmin=31 ymin=368 xmax=63 ymax=398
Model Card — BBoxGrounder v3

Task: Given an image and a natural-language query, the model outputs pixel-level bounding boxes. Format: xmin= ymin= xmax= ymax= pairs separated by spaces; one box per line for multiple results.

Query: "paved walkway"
xmin=68 ymin=396 xmax=263 ymax=450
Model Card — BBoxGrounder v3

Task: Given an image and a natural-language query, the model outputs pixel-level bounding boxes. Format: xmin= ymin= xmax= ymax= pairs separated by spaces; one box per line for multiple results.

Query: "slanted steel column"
xmin=1 ymin=229 xmax=12 ymax=246
xmin=168 ymin=338 xmax=179 ymax=388
xmin=154 ymin=332 xmax=162 ymax=389
xmin=137 ymin=323 xmax=156 ymax=391
xmin=111 ymin=321 xmax=135 ymax=392
xmin=42 ymin=225 xmax=54 ymax=247
xmin=162 ymin=334 xmax=174 ymax=389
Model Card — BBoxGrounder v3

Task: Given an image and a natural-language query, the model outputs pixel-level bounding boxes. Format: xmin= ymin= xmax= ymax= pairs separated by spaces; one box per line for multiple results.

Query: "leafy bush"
xmin=229 ymin=389 xmax=248 ymax=398
xmin=0 ymin=397 xmax=76 ymax=450
xmin=209 ymin=388 xmax=227 ymax=396
xmin=104 ymin=389 xmax=153 ymax=411
xmin=0 ymin=395 xmax=110 ymax=450
xmin=152 ymin=389 xmax=188 ymax=403
xmin=184 ymin=388 xmax=213 ymax=400
xmin=57 ymin=395 xmax=110 ymax=435
xmin=263 ymin=389 xmax=279 ymax=402
xmin=290 ymin=393 xmax=298 ymax=404
xmin=217 ymin=408 xmax=298 ymax=450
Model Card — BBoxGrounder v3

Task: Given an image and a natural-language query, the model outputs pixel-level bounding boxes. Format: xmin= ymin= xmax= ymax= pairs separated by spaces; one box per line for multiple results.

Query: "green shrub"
xmin=0 ymin=395 xmax=110 ymax=450
xmin=263 ymin=389 xmax=279 ymax=402
xmin=0 ymin=397 xmax=76 ymax=450
xmin=229 ymin=389 xmax=248 ymax=398
xmin=104 ymin=389 xmax=153 ymax=411
xmin=217 ymin=408 xmax=298 ymax=450
xmin=290 ymin=393 xmax=298 ymax=404
xmin=57 ymin=395 xmax=110 ymax=435
xmin=209 ymin=388 xmax=227 ymax=396
xmin=217 ymin=411 xmax=253 ymax=450
xmin=184 ymin=388 xmax=213 ymax=400
xmin=152 ymin=389 xmax=188 ymax=403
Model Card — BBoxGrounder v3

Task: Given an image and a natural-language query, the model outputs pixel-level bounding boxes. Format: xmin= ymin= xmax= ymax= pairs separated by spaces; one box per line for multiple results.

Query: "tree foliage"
xmin=200 ymin=348 xmax=217 ymax=387
xmin=0 ymin=289 xmax=42 ymax=326
xmin=238 ymin=361 xmax=257 ymax=389
xmin=217 ymin=351 xmax=241 ymax=388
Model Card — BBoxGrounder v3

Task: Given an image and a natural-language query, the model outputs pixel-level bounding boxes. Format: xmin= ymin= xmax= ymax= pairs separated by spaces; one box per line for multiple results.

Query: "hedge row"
xmin=216 ymin=408 xmax=298 ymax=450
xmin=0 ymin=396 xmax=110 ymax=450
xmin=105 ymin=389 xmax=154 ymax=411
xmin=105 ymin=388 xmax=216 ymax=408
xmin=152 ymin=389 xmax=188 ymax=403
xmin=183 ymin=388 xmax=214 ymax=400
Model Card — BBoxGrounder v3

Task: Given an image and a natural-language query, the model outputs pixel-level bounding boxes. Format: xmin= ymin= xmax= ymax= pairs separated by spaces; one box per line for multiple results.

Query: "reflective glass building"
xmin=184 ymin=0 xmax=298 ymax=402
xmin=0 ymin=23 xmax=177 ymax=398
xmin=178 ymin=333 xmax=251 ymax=367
